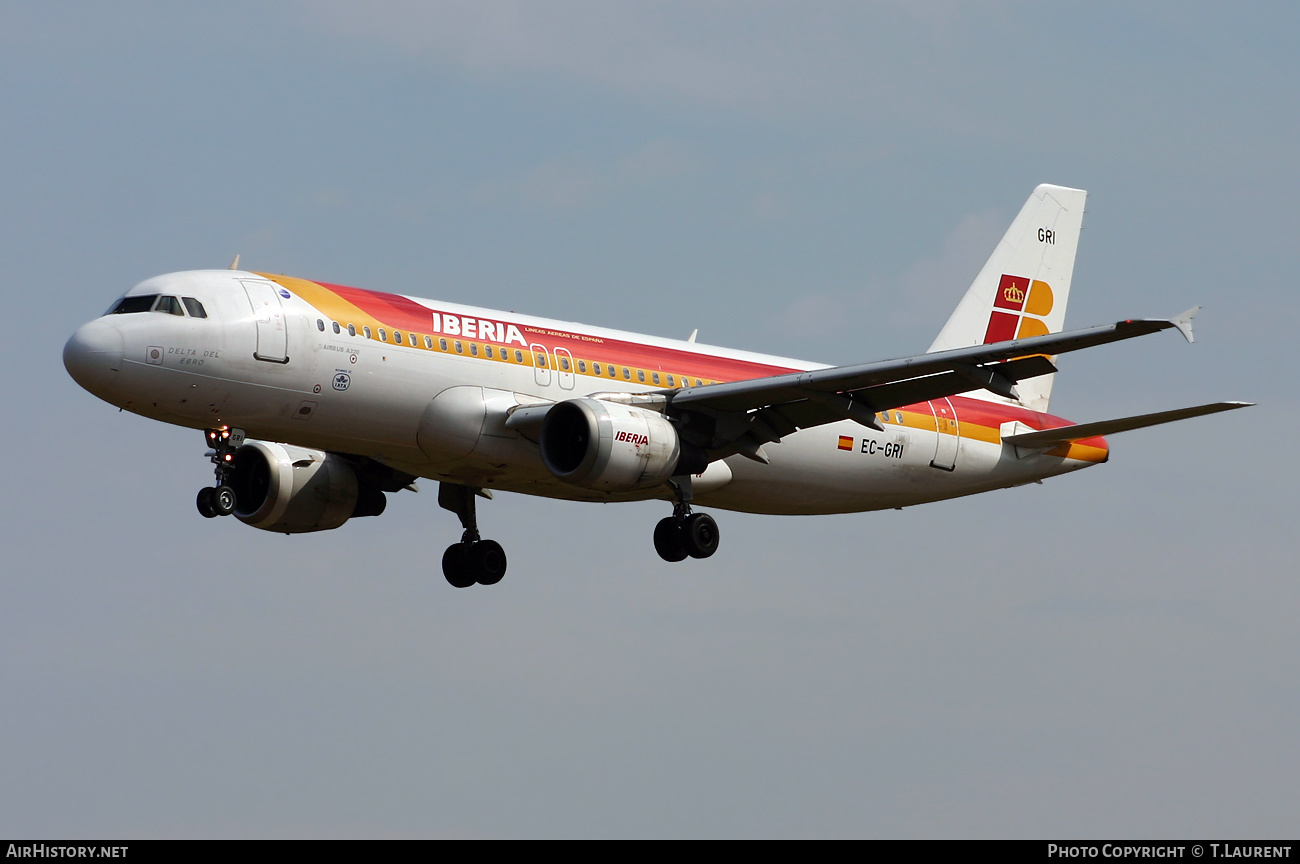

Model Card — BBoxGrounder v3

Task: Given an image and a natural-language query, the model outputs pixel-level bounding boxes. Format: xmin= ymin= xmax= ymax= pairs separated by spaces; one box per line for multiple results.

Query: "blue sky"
xmin=2 ymin=1 xmax=1297 ymax=838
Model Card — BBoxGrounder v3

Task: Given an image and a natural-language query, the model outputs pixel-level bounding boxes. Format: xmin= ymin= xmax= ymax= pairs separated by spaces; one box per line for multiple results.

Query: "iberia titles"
xmin=429 ymin=311 xmax=528 ymax=347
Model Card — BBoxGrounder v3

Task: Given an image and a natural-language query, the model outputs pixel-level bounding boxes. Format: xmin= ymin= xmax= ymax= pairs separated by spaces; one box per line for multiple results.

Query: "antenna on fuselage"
xmin=687 ymin=329 xmax=698 ymax=343
xmin=228 ymin=254 xmax=241 ymax=271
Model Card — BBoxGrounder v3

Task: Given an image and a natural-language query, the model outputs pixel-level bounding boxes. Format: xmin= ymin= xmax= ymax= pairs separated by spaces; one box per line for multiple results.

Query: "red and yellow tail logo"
xmin=984 ymin=274 xmax=1054 ymax=343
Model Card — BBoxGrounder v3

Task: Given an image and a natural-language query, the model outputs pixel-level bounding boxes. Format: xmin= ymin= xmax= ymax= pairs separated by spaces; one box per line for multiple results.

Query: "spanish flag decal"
xmin=837 ymin=435 xmax=854 ymax=451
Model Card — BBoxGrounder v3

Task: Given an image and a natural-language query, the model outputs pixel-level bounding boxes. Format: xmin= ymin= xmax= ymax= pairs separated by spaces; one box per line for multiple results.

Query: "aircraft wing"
xmin=661 ymin=309 xmax=1201 ymax=453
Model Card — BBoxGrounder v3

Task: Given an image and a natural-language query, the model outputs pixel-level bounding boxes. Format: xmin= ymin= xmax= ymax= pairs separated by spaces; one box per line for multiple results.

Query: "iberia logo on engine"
xmin=616 ymin=431 xmax=649 ymax=446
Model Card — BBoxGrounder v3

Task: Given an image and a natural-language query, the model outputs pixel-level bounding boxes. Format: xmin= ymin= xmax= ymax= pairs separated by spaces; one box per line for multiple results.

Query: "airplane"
xmin=63 ymin=184 xmax=1250 ymax=588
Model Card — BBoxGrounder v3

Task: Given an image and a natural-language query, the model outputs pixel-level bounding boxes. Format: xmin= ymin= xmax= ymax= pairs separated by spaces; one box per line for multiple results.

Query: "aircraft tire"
xmin=196 ymin=487 xmax=218 ymax=519
xmin=442 ymin=543 xmax=476 ymax=588
xmin=472 ymin=540 xmax=507 ymax=585
xmin=213 ymin=485 xmax=236 ymax=517
xmin=653 ymin=517 xmax=689 ymax=563
xmin=683 ymin=513 xmax=719 ymax=559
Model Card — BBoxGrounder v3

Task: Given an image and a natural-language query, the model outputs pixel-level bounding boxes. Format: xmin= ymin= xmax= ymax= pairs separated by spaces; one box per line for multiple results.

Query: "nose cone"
xmin=64 ymin=319 xmax=125 ymax=399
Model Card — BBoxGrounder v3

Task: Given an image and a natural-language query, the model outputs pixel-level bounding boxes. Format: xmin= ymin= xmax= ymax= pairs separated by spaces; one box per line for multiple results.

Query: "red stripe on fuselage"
xmin=310 ymin=279 xmax=1094 ymax=441
xmin=314 ymin=279 xmax=793 ymax=382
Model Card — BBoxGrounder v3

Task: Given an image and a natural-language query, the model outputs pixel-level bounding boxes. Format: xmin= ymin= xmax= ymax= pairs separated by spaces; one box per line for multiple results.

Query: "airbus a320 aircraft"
xmin=64 ymin=185 xmax=1249 ymax=587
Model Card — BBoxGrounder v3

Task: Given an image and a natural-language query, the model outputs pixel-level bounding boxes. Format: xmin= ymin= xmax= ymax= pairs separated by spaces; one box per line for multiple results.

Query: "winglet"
xmin=1170 ymin=306 xmax=1200 ymax=343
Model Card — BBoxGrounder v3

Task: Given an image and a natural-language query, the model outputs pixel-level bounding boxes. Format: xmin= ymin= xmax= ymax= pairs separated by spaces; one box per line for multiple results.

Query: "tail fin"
xmin=928 ymin=184 xmax=1087 ymax=412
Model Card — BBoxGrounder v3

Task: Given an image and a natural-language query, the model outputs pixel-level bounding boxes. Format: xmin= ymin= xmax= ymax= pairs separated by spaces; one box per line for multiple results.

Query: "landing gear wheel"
xmin=213 ymin=485 xmax=236 ymax=517
xmin=683 ymin=512 xmax=719 ymax=559
xmin=442 ymin=544 xmax=475 ymax=588
xmin=196 ymin=487 xmax=218 ymax=519
xmin=654 ymin=517 xmax=689 ymax=562
xmin=471 ymin=540 xmax=507 ymax=585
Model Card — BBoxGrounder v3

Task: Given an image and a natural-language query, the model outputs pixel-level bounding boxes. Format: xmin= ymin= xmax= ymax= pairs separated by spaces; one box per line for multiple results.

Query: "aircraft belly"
xmin=695 ymin=421 xmax=1052 ymax=515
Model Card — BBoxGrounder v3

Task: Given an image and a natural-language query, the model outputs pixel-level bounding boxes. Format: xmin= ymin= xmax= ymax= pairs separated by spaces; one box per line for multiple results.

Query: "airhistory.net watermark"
xmin=6 ymin=846 xmax=127 ymax=858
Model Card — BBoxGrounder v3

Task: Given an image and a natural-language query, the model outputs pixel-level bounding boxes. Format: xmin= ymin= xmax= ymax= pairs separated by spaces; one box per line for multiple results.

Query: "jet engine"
xmin=539 ymin=398 xmax=683 ymax=491
xmin=227 ymin=441 xmax=386 ymax=533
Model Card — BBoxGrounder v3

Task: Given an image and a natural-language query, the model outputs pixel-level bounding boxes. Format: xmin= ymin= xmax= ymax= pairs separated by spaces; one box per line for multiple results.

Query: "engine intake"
xmin=539 ymin=398 xmax=681 ymax=491
xmin=228 ymin=441 xmax=383 ymax=533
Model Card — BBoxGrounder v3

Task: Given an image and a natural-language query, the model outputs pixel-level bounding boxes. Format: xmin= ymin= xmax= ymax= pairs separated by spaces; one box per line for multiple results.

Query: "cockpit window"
xmin=108 ymin=295 xmax=158 ymax=315
xmin=181 ymin=297 xmax=207 ymax=318
xmin=152 ymin=295 xmax=184 ymax=316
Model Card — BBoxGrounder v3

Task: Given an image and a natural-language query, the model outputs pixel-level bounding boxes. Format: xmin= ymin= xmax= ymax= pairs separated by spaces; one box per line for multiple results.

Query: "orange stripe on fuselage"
xmin=262 ymin=273 xmax=1109 ymax=462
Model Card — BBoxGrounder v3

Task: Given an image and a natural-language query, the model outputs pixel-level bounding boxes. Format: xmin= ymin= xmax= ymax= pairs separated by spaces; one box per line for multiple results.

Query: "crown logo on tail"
xmin=985 ymin=274 xmax=1053 ymax=345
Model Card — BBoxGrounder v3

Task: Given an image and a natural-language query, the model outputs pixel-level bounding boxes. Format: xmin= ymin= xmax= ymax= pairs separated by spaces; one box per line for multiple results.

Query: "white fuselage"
xmin=65 ymin=269 xmax=1105 ymax=516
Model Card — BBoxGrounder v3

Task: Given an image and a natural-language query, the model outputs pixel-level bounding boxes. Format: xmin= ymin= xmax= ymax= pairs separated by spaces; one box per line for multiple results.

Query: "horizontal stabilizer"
xmin=1002 ymin=401 xmax=1253 ymax=449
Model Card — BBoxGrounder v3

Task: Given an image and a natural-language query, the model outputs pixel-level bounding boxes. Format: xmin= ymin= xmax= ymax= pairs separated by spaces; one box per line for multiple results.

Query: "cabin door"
xmin=241 ymin=280 xmax=289 ymax=363
xmin=530 ymin=343 xmax=552 ymax=387
xmin=928 ymin=398 xmax=960 ymax=471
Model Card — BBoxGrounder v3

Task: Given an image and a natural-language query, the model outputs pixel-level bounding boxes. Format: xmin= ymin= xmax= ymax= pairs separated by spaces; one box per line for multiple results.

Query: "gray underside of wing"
xmin=664 ymin=316 xmax=1181 ymax=434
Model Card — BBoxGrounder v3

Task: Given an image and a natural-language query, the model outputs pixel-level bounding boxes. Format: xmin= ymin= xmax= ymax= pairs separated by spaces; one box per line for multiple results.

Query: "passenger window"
xmin=637 ymin=370 xmax=645 ymax=382
xmin=577 ymin=360 xmax=586 ymax=373
xmin=439 ymin=338 xmax=448 ymax=351
xmin=514 ymin=350 xmax=523 ymax=363
xmin=536 ymin=353 xmax=547 ymax=368
xmin=363 ymin=326 xmax=372 ymax=339
xmin=622 ymin=367 xmax=631 ymax=380
xmin=652 ymin=372 xmax=660 ymax=384
xmin=109 ymin=295 xmax=158 ymax=315
xmin=485 ymin=345 xmax=494 ymax=358
xmin=425 ymin=335 xmax=433 ymax=349
xmin=153 ymin=296 xmax=184 ymax=316
xmin=409 ymin=333 xmax=417 ymax=347
xmin=348 ymin=324 xmax=356 ymax=336
xmin=666 ymin=375 xmax=675 ymax=387
xmin=560 ymin=357 xmax=570 ymax=371
xmin=393 ymin=330 xmax=401 ymax=343
xmin=454 ymin=341 xmax=463 ymax=353
xmin=592 ymin=363 xmax=602 ymax=375
xmin=332 ymin=322 xmax=341 ymax=334
xmin=181 ymin=297 xmax=207 ymax=318
xmin=470 ymin=343 xmax=478 ymax=356
xmin=695 ymin=379 xmax=703 ymax=387
xmin=317 ymin=319 xmax=325 ymax=331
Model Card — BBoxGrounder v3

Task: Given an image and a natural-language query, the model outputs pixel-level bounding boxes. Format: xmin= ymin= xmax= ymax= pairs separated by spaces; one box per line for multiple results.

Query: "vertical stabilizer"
xmin=928 ymin=184 xmax=1087 ymax=412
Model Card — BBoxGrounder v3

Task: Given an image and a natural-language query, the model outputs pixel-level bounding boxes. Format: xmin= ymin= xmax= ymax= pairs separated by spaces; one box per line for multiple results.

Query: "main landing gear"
xmin=196 ymin=427 xmax=243 ymax=519
xmin=439 ymin=482 xmax=508 ymax=588
xmin=652 ymin=475 xmax=720 ymax=563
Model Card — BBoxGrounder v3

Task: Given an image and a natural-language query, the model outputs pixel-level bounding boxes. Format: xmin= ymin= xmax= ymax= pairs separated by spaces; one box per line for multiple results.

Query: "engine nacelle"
xmin=539 ymin=398 xmax=682 ymax=491
xmin=228 ymin=441 xmax=384 ymax=533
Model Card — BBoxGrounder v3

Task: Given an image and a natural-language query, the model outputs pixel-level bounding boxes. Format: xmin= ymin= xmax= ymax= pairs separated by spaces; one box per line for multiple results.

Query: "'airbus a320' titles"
xmin=64 ymin=185 xmax=1250 ymax=587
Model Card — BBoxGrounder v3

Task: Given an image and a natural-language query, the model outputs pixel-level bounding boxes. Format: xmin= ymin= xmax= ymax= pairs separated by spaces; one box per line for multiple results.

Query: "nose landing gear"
xmin=196 ymin=485 xmax=236 ymax=518
xmin=439 ymin=482 xmax=509 ymax=588
xmin=195 ymin=427 xmax=243 ymax=519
